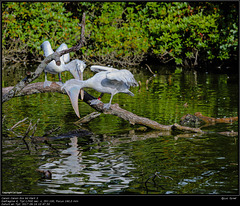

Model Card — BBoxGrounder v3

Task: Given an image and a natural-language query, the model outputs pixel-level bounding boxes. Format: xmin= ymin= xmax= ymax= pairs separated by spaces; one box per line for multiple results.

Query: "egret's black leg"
xmin=56 ymin=73 xmax=64 ymax=86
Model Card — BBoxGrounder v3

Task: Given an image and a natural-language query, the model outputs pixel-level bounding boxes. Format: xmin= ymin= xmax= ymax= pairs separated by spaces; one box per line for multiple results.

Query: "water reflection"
xmin=2 ymin=123 xmax=238 ymax=194
xmin=124 ymin=130 xmax=238 ymax=194
xmin=31 ymin=126 xmax=238 ymax=195
xmin=37 ymin=136 xmax=135 ymax=194
xmin=2 ymin=63 xmax=238 ymax=194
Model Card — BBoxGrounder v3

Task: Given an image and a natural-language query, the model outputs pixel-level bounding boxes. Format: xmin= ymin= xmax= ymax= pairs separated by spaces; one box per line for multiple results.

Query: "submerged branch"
xmin=76 ymin=112 xmax=101 ymax=124
xmin=194 ymin=112 xmax=238 ymax=124
xmin=180 ymin=113 xmax=238 ymax=126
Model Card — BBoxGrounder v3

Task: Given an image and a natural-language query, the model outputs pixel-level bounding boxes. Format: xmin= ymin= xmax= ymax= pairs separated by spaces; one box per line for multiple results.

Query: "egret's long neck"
xmin=65 ymin=60 xmax=87 ymax=80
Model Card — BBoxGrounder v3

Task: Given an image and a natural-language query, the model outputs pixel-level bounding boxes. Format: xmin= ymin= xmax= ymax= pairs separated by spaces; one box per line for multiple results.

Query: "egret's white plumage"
xmin=55 ymin=43 xmax=70 ymax=63
xmin=41 ymin=41 xmax=86 ymax=88
xmin=90 ymin=65 xmax=118 ymax=73
xmin=62 ymin=65 xmax=138 ymax=118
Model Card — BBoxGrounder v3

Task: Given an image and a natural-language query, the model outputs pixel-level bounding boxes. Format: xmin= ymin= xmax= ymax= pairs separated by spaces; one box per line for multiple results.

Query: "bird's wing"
xmin=90 ymin=65 xmax=118 ymax=73
xmin=106 ymin=69 xmax=138 ymax=87
xmin=41 ymin=41 xmax=54 ymax=57
xmin=56 ymin=43 xmax=70 ymax=63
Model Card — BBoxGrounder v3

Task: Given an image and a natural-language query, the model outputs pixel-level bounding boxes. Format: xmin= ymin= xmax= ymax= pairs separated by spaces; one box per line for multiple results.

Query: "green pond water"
xmin=2 ymin=63 xmax=238 ymax=194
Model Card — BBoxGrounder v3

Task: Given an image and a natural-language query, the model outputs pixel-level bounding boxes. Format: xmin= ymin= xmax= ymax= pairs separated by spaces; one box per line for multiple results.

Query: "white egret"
xmin=62 ymin=65 xmax=138 ymax=118
xmin=41 ymin=41 xmax=86 ymax=88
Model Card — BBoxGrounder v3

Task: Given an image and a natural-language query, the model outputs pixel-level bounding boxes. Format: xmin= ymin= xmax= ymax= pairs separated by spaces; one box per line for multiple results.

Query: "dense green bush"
xmin=2 ymin=2 xmax=238 ymax=68
xmin=72 ymin=2 xmax=149 ymax=65
xmin=2 ymin=2 xmax=80 ymax=62
xmin=75 ymin=1 xmax=238 ymax=67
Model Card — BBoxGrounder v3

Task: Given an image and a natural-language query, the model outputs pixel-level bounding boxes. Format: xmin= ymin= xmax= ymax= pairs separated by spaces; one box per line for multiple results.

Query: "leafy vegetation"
xmin=2 ymin=2 xmax=80 ymax=62
xmin=2 ymin=2 xmax=238 ymax=68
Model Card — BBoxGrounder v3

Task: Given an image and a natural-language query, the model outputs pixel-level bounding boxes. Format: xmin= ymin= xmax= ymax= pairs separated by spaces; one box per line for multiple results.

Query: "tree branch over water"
xmin=2 ymin=82 xmax=203 ymax=133
xmin=3 ymin=82 xmax=237 ymax=134
xmin=2 ymin=13 xmax=86 ymax=103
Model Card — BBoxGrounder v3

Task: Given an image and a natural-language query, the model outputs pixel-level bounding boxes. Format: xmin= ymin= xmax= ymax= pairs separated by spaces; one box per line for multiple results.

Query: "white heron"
xmin=61 ymin=65 xmax=138 ymax=118
xmin=41 ymin=41 xmax=86 ymax=88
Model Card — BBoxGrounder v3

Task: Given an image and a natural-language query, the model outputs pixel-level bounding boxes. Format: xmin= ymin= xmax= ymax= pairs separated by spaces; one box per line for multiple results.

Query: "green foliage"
xmin=75 ymin=2 xmax=149 ymax=65
xmin=2 ymin=2 xmax=79 ymax=61
xmin=69 ymin=1 xmax=239 ymax=67
xmin=2 ymin=2 xmax=238 ymax=68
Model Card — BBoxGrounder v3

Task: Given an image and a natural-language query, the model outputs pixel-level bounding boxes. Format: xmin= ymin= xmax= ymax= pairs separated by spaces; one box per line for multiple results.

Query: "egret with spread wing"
xmin=89 ymin=65 xmax=119 ymax=103
xmin=62 ymin=65 xmax=138 ymax=118
xmin=41 ymin=41 xmax=86 ymax=88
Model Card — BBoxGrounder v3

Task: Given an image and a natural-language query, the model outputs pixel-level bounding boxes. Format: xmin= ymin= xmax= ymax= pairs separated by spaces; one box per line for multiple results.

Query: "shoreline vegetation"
xmin=2 ymin=2 xmax=238 ymax=70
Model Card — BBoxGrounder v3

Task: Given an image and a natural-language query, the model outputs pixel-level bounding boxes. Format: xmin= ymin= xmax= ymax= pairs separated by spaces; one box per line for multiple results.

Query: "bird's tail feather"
xmin=62 ymin=79 xmax=84 ymax=118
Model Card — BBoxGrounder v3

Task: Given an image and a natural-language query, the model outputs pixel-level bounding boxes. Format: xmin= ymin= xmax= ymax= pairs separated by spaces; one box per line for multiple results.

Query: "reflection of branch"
xmin=9 ymin=117 xmax=41 ymax=140
xmin=145 ymin=64 xmax=155 ymax=76
xmin=22 ymin=120 xmax=32 ymax=140
xmin=145 ymin=171 xmax=173 ymax=192
xmin=138 ymin=67 xmax=156 ymax=91
xmin=218 ymin=130 xmax=238 ymax=137
xmin=31 ymin=119 xmax=40 ymax=137
xmin=22 ymin=139 xmax=31 ymax=155
xmin=145 ymin=75 xmax=156 ymax=90
xmin=10 ymin=117 xmax=28 ymax=130
xmin=43 ymin=140 xmax=60 ymax=155
xmin=43 ymin=126 xmax=61 ymax=137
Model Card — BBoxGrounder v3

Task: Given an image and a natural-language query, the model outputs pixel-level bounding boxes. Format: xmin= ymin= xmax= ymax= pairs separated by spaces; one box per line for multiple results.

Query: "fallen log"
xmin=171 ymin=123 xmax=203 ymax=133
xmin=2 ymin=82 xmax=203 ymax=133
xmin=194 ymin=112 xmax=238 ymax=124
xmin=218 ymin=130 xmax=238 ymax=137
xmin=180 ymin=112 xmax=238 ymax=126
xmin=104 ymin=103 xmax=172 ymax=131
